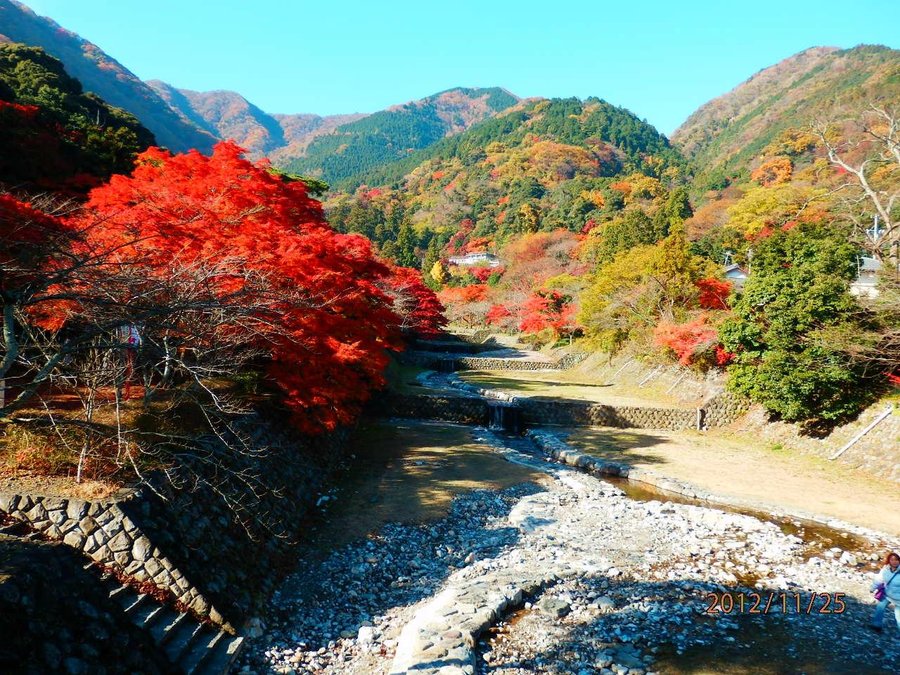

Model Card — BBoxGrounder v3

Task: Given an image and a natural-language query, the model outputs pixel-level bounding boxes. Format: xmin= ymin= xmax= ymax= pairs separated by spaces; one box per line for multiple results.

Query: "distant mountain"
xmin=672 ymin=45 xmax=900 ymax=191
xmin=146 ymin=80 xmax=366 ymax=161
xmin=355 ymin=96 xmax=682 ymax=190
xmin=285 ymin=87 xmax=520 ymax=187
xmin=268 ymin=112 xmax=367 ymax=164
xmin=0 ymin=0 xmax=215 ymax=153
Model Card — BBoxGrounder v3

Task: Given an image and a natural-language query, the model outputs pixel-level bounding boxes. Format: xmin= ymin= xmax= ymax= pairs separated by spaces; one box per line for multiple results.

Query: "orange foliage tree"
xmin=751 ymin=156 xmax=793 ymax=186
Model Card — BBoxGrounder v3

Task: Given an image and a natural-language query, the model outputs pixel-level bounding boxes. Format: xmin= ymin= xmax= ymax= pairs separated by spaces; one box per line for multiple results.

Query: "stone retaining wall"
xmin=553 ymin=351 xmax=589 ymax=370
xmin=456 ymin=356 xmax=558 ymax=371
xmin=0 ymin=535 xmax=173 ymax=674
xmin=0 ymin=415 xmax=348 ymax=630
xmin=445 ymin=375 xmax=699 ymax=431
xmin=402 ymin=352 xmax=561 ymax=371
xmin=700 ymin=390 xmax=752 ymax=429
xmin=372 ymin=392 xmax=489 ymax=425
xmin=0 ymin=491 xmax=228 ymax=627
xmin=520 ymin=399 xmax=698 ymax=431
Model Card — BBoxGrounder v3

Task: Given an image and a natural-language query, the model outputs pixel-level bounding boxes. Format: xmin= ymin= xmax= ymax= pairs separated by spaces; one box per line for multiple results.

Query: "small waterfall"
xmin=487 ymin=401 xmax=523 ymax=433
xmin=438 ymin=358 xmax=457 ymax=373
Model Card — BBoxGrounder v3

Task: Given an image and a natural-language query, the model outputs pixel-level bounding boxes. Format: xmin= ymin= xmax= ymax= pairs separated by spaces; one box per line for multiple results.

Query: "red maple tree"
xmin=385 ymin=266 xmax=447 ymax=338
xmin=519 ymin=289 xmax=577 ymax=337
xmin=695 ymin=277 xmax=732 ymax=310
xmin=67 ymin=142 xmax=408 ymax=432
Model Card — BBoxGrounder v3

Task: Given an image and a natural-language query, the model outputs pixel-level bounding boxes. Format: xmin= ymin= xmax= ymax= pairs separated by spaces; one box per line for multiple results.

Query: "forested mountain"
xmin=326 ymin=96 xmax=686 ymax=260
xmin=0 ymin=43 xmax=153 ymax=190
xmin=146 ymin=80 xmax=366 ymax=160
xmin=0 ymin=0 xmax=216 ymax=153
xmin=672 ymin=45 xmax=900 ymax=192
xmin=285 ymin=87 xmax=519 ymax=186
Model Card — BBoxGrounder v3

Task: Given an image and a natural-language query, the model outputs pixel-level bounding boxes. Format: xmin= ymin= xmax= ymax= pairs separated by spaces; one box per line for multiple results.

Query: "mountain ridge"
xmin=146 ymin=80 xmax=368 ymax=161
xmin=0 ymin=0 xmax=216 ymax=153
xmin=285 ymin=86 xmax=520 ymax=185
xmin=672 ymin=43 xmax=900 ymax=190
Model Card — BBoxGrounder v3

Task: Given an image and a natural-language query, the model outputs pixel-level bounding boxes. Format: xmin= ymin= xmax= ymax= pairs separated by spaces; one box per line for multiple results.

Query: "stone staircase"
xmin=86 ymin=561 xmax=243 ymax=674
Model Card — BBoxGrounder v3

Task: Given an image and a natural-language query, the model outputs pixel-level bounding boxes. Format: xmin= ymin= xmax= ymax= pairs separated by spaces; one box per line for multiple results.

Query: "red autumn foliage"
xmin=500 ymin=230 xmax=583 ymax=293
xmin=362 ymin=187 xmax=383 ymax=200
xmin=0 ymin=194 xmax=79 ymax=331
xmin=446 ymin=219 xmax=475 ymax=256
xmin=385 ymin=266 xmax=447 ymax=338
xmin=68 ymin=142 xmax=409 ymax=432
xmin=485 ymin=304 xmax=512 ymax=324
xmin=470 ymin=266 xmax=505 ymax=283
xmin=714 ymin=345 xmax=735 ymax=367
xmin=654 ymin=317 xmax=719 ymax=366
xmin=695 ymin=278 xmax=732 ymax=310
xmin=464 ymin=236 xmax=493 ymax=254
xmin=519 ymin=290 xmax=577 ymax=337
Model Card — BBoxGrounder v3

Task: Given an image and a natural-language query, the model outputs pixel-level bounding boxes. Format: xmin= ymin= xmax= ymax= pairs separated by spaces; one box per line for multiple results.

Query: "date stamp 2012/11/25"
xmin=705 ymin=592 xmax=847 ymax=615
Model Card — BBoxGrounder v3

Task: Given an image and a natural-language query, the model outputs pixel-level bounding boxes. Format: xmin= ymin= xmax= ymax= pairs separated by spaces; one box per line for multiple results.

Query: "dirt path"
xmin=563 ymin=427 xmax=900 ymax=537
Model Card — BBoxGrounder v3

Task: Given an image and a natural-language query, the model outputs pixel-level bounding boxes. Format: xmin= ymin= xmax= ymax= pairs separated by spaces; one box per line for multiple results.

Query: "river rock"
xmin=537 ymin=596 xmax=571 ymax=618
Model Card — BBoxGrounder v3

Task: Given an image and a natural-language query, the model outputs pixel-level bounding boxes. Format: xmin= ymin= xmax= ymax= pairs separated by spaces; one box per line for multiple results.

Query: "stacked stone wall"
xmin=0 ymin=491 xmax=227 ymax=626
xmin=520 ymin=399 xmax=697 ymax=431
xmin=700 ymin=390 xmax=752 ymax=429
xmin=0 ymin=416 xmax=348 ymax=629
xmin=372 ymin=392 xmax=489 ymax=425
xmin=0 ymin=535 xmax=172 ymax=673
xmin=456 ymin=356 xmax=559 ymax=371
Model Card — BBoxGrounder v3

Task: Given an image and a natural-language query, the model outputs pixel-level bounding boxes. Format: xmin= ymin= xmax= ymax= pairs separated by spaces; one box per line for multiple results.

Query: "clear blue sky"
xmin=19 ymin=0 xmax=899 ymax=135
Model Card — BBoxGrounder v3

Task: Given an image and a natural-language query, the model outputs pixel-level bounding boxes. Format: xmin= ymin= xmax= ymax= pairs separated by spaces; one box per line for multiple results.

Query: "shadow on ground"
xmin=258 ymin=420 xmax=545 ymax=657
xmin=478 ymin=576 xmax=899 ymax=675
xmin=559 ymin=427 xmax=672 ymax=466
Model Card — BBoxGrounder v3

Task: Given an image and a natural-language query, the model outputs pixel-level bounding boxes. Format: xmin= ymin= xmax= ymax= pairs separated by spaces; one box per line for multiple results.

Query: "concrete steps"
xmin=85 ymin=561 xmax=243 ymax=674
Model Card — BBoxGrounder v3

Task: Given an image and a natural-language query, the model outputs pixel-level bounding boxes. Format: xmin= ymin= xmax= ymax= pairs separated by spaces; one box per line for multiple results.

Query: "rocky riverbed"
xmin=237 ymin=424 xmax=899 ymax=674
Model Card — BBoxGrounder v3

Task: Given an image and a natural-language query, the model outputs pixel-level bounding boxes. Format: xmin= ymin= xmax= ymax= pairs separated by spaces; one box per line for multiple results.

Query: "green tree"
xmin=719 ymin=223 xmax=872 ymax=426
xmin=651 ymin=187 xmax=692 ymax=240
xmin=394 ymin=223 xmax=419 ymax=268
xmin=582 ymin=208 xmax=654 ymax=266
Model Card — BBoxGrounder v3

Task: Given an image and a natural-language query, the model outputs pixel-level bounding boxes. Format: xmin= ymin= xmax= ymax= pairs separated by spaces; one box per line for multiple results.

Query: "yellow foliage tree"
xmin=726 ymin=184 xmax=827 ymax=235
xmin=430 ymin=260 xmax=449 ymax=285
xmin=578 ymin=229 xmax=712 ymax=352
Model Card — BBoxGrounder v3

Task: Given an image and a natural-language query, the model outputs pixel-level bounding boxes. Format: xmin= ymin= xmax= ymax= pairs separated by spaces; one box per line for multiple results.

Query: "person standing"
xmin=870 ymin=551 xmax=900 ymax=632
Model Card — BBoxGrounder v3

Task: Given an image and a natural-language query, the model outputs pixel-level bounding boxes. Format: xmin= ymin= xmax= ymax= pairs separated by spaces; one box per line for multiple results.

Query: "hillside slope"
xmin=326 ymin=96 xmax=686 ymax=257
xmin=146 ymin=81 xmax=366 ymax=161
xmin=286 ymin=87 xmax=519 ymax=186
xmin=672 ymin=45 xmax=900 ymax=190
xmin=0 ymin=0 xmax=216 ymax=153
xmin=0 ymin=43 xmax=153 ymax=189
